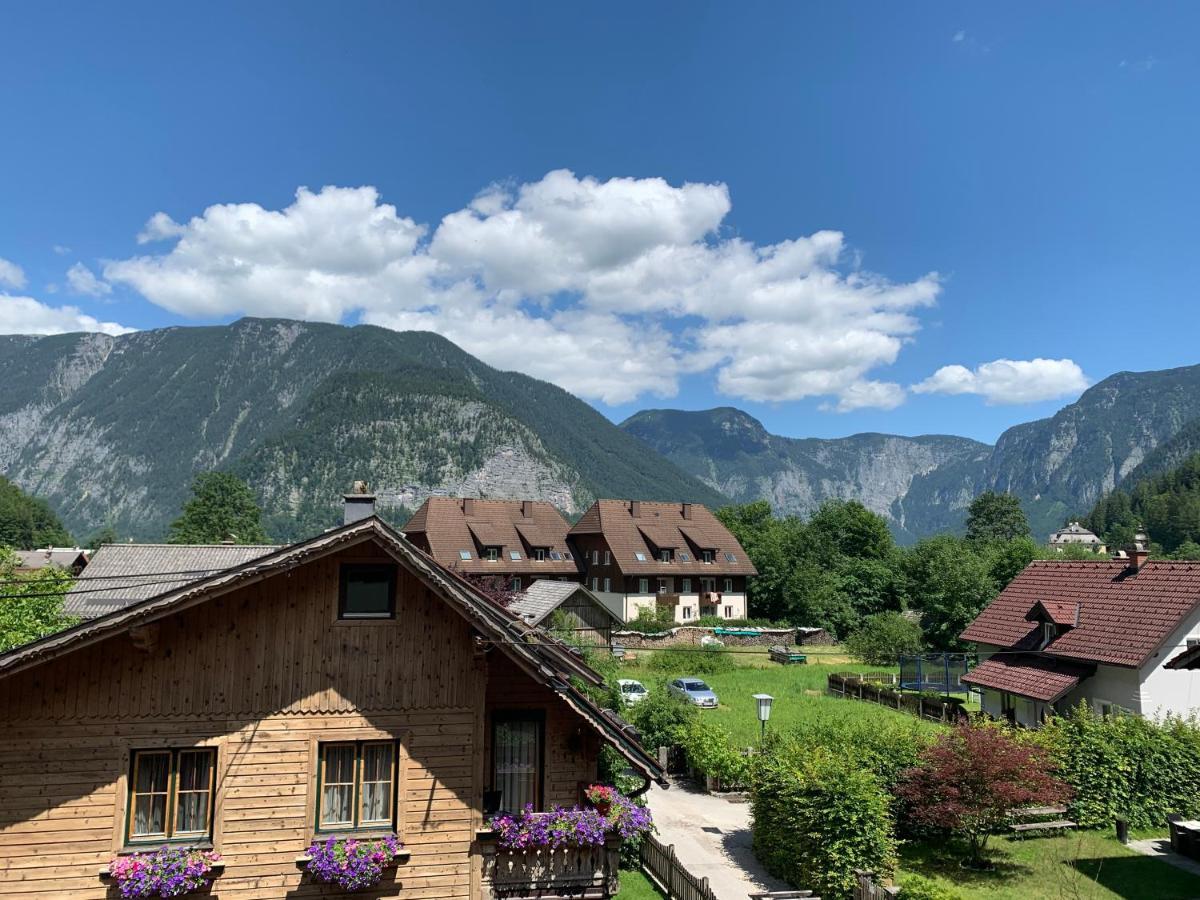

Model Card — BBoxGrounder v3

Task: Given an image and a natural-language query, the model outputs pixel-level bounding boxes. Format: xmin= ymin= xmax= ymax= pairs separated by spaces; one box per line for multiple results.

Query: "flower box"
xmin=298 ymin=834 xmax=406 ymax=891
xmin=101 ymin=847 xmax=223 ymax=898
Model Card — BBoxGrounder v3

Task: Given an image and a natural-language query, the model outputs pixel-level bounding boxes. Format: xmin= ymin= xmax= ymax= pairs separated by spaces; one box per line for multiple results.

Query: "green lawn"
xmin=899 ymin=832 xmax=1200 ymax=900
xmin=614 ymin=868 xmax=665 ymax=899
xmin=620 ymin=645 xmax=934 ymax=745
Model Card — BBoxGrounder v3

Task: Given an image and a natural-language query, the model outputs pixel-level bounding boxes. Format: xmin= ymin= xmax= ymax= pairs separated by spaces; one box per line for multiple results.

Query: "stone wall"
xmin=612 ymin=626 xmax=799 ymax=649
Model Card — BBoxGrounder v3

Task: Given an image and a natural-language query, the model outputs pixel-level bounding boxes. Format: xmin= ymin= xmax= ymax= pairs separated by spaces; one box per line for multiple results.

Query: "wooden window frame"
xmin=124 ymin=748 xmax=217 ymax=847
xmin=490 ymin=710 xmax=546 ymax=813
xmin=314 ymin=740 xmax=401 ymax=835
xmin=338 ymin=563 xmax=397 ymax=620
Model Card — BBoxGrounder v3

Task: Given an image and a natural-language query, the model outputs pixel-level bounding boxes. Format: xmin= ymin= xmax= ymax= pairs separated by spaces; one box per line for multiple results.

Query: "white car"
xmin=617 ymin=679 xmax=649 ymax=706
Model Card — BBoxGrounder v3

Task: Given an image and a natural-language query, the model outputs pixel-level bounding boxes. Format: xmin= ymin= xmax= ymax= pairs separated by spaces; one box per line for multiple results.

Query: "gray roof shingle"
xmin=63 ymin=543 xmax=279 ymax=618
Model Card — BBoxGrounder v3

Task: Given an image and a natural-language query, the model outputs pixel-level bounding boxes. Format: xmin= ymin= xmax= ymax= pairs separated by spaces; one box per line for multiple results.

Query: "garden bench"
xmin=1010 ymin=805 xmax=1075 ymax=833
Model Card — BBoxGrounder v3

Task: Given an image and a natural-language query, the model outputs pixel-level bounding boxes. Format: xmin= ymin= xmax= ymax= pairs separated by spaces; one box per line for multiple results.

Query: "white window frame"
xmin=681 ymin=578 xmax=692 ymax=593
xmin=724 ymin=578 xmax=733 ymax=592
xmin=603 ymin=577 xmax=611 ymax=592
xmin=604 ymin=550 xmax=611 ymax=565
xmin=591 ymin=577 xmax=599 ymax=590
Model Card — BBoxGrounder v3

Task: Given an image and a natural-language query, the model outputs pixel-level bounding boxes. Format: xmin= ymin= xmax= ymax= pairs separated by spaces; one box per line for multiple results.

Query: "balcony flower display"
xmin=303 ymin=834 xmax=403 ymax=891
xmin=107 ymin=847 xmax=222 ymax=898
xmin=489 ymin=786 xmax=652 ymax=850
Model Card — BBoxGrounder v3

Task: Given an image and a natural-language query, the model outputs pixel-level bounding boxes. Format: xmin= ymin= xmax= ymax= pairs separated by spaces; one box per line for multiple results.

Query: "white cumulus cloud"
xmin=102 ymin=171 xmax=944 ymax=409
xmin=0 ymin=294 xmax=134 ymax=336
xmin=66 ymin=262 xmax=112 ymax=296
xmin=913 ymin=358 xmax=1089 ymax=405
xmin=0 ymin=258 xmax=27 ymax=290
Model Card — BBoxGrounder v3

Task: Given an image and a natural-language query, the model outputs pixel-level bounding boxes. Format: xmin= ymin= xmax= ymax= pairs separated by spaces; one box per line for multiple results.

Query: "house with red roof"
xmin=960 ymin=548 xmax=1200 ymax=727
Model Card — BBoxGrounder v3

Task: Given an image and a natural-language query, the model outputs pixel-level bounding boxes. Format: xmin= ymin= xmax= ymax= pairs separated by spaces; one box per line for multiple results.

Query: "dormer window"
xmin=702 ymin=550 xmax=713 ymax=564
xmin=659 ymin=549 xmax=671 ymax=563
xmin=1041 ymin=622 xmax=1057 ymax=648
xmin=486 ymin=547 xmax=499 ymax=562
xmin=534 ymin=548 xmax=546 ymax=561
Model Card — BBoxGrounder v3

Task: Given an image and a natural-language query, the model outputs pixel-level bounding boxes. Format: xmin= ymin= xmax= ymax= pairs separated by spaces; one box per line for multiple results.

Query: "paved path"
xmin=645 ymin=781 xmax=792 ymax=899
xmin=1128 ymin=837 xmax=1200 ymax=878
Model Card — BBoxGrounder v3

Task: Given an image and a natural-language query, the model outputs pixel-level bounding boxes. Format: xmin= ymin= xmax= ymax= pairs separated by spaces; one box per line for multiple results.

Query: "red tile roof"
xmin=1031 ymin=600 xmax=1080 ymax=628
xmin=961 ymin=654 xmax=1095 ymax=702
xmin=960 ymin=559 xmax=1200 ymax=667
xmin=1166 ymin=644 xmax=1200 ymax=670
xmin=568 ymin=500 xmax=757 ymax=577
xmin=402 ymin=498 xmax=579 ymax=576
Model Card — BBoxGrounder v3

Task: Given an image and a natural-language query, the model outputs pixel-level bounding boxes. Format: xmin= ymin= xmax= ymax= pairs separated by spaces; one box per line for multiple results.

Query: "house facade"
xmin=403 ymin=498 xmax=581 ymax=593
xmin=961 ymin=552 xmax=1200 ymax=727
xmin=1048 ymin=522 xmax=1106 ymax=554
xmin=0 ymin=514 xmax=662 ymax=899
xmin=569 ymin=500 xmax=757 ymax=623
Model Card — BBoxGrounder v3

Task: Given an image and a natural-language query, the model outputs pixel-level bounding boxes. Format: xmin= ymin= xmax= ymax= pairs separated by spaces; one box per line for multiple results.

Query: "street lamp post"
xmin=753 ymin=693 xmax=774 ymax=745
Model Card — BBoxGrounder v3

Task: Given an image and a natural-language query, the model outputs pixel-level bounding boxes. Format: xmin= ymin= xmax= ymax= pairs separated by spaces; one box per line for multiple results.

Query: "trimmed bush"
xmin=647 ymin=645 xmax=735 ymax=675
xmin=752 ymin=746 xmax=897 ymax=900
xmin=1038 ymin=703 xmax=1200 ymax=829
xmin=788 ymin=705 xmax=936 ymax=789
xmin=898 ymin=874 xmax=964 ymax=900
xmin=846 ymin=611 xmax=923 ymax=666
xmin=628 ymin=690 xmax=696 ymax=753
xmin=682 ymin=717 xmax=750 ymax=789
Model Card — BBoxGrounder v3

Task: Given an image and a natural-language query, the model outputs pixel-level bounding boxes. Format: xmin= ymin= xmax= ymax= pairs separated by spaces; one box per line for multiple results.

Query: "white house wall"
xmin=1139 ymin=601 xmax=1200 ymax=719
xmin=1059 ymin=664 xmax=1142 ymax=716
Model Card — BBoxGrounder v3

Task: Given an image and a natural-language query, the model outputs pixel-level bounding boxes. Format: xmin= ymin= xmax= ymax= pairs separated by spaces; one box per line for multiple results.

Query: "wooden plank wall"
xmin=0 ymin=541 xmax=515 ymax=899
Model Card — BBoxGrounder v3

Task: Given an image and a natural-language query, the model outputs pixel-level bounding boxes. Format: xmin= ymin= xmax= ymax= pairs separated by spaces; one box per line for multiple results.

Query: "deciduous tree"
xmin=168 ymin=472 xmax=268 ymax=544
xmin=0 ymin=548 xmax=78 ymax=652
xmin=965 ymin=491 xmax=1030 ymax=544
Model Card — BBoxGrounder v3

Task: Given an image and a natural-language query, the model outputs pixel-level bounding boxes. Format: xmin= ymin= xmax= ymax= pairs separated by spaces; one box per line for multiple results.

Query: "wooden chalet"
xmin=0 ymin=509 xmax=663 ymax=899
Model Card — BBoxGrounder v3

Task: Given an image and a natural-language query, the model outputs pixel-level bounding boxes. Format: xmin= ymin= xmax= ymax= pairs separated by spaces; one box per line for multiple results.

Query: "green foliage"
xmin=846 ymin=612 xmax=924 ymax=666
xmin=0 ymin=548 xmax=78 ymax=652
xmin=627 ymin=605 xmax=678 ymax=633
xmin=0 ymin=475 xmax=72 ymax=550
xmin=752 ymin=745 xmax=898 ymax=900
xmin=903 ymin=535 xmax=997 ymax=650
xmin=168 ymin=472 xmax=269 ymax=544
xmin=84 ymin=523 xmax=119 ymax=550
xmin=965 ymin=491 xmax=1031 ymax=544
xmin=784 ymin=707 xmax=935 ymax=790
xmin=1085 ymin=452 xmax=1200 ymax=554
xmin=647 ymin=646 xmax=734 ymax=675
xmin=681 ymin=717 xmax=751 ymax=788
xmin=897 ymin=874 xmax=964 ymax=900
xmin=627 ymin=690 xmax=696 ymax=752
xmin=1038 ymin=703 xmax=1200 ymax=829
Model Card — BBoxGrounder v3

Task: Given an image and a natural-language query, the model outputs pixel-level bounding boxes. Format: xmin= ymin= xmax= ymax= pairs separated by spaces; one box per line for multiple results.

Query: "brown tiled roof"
xmin=1031 ymin=600 xmax=1080 ymax=628
xmin=637 ymin=524 xmax=682 ymax=549
xmin=961 ymin=654 xmax=1095 ymax=702
xmin=960 ymin=559 xmax=1200 ymax=667
xmin=568 ymin=500 xmax=757 ymax=577
xmin=402 ymin=498 xmax=579 ymax=576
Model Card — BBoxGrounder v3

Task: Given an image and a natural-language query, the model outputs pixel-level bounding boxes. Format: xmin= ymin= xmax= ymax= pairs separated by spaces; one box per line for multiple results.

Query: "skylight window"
xmin=679 ymin=552 xmax=691 ymax=562
xmin=724 ymin=552 xmax=737 ymax=562
xmin=563 ymin=551 xmax=573 ymax=560
xmin=459 ymin=550 xmax=472 ymax=561
xmin=509 ymin=550 xmax=521 ymax=561
xmin=549 ymin=550 xmax=563 ymax=561
xmin=635 ymin=552 xmax=646 ymax=562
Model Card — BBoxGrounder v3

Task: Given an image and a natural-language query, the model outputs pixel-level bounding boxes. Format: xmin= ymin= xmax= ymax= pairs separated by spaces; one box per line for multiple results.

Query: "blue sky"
xmin=1 ymin=2 xmax=1197 ymax=444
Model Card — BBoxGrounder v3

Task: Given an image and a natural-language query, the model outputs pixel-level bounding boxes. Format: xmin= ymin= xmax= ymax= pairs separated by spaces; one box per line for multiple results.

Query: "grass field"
xmin=899 ymin=831 xmax=1200 ymax=900
xmin=618 ymin=644 xmax=932 ymax=745
xmin=613 ymin=869 xmax=665 ymax=899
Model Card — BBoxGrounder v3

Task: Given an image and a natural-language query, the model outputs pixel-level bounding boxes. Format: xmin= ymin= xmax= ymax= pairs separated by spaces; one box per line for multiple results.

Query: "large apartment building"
xmin=569 ymin=500 xmax=756 ymax=623
xmin=403 ymin=498 xmax=756 ymax=623
xmin=401 ymin=497 xmax=580 ymax=592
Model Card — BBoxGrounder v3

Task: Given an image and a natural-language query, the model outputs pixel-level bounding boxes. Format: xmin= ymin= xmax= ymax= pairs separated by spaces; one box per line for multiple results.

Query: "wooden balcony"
xmin=478 ymin=831 xmax=622 ymax=899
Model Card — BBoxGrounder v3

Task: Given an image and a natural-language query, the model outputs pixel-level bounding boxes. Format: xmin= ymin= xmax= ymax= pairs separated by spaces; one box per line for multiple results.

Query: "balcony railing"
xmin=478 ymin=831 xmax=621 ymax=899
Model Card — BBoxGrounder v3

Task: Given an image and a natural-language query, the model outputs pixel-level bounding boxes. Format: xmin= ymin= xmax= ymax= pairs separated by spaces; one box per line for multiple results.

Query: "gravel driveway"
xmin=645 ymin=780 xmax=792 ymax=899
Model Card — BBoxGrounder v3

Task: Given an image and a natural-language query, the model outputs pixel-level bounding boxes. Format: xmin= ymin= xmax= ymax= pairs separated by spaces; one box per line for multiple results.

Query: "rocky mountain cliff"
xmin=0 ymin=319 xmax=725 ymax=541
xmin=622 ymin=363 xmax=1200 ymax=541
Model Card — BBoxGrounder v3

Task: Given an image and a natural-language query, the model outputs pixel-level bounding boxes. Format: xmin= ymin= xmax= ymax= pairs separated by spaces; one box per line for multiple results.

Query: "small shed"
xmin=12 ymin=547 xmax=89 ymax=575
xmin=510 ymin=580 xmax=623 ymax=646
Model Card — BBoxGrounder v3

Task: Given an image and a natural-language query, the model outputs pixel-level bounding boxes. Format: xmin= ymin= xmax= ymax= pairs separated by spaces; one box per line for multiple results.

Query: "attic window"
xmin=563 ymin=551 xmax=573 ymax=561
xmin=635 ymin=552 xmax=647 ymax=562
xmin=702 ymin=550 xmax=713 ymax=564
xmin=549 ymin=550 xmax=563 ymax=561
xmin=724 ymin=552 xmax=737 ymax=562
xmin=1041 ymin=622 xmax=1057 ymax=648
xmin=339 ymin=564 xmax=396 ymax=619
xmin=534 ymin=549 xmax=546 ymax=561
xmin=459 ymin=550 xmax=472 ymax=561
xmin=486 ymin=547 xmax=500 ymax=562
xmin=659 ymin=549 xmax=672 ymax=563
xmin=509 ymin=550 xmax=522 ymax=561
xmin=678 ymin=552 xmax=691 ymax=562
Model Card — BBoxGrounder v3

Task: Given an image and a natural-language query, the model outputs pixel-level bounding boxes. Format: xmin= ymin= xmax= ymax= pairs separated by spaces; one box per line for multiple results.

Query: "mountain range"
xmin=0 ymin=318 xmax=724 ymax=541
xmin=4 ymin=316 xmax=1200 ymax=545
xmin=622 ymin=363 xmax=1200 ymax=542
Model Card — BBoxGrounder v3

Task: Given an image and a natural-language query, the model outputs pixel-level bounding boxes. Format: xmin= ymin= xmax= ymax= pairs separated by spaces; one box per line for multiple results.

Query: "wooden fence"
xmin=640 ymin=834 xmax=718 ymax=900
xmin=853 ymin=870 xmax=900 ymax=899
xmin=828 ymin=673 xmax=968 ymax=724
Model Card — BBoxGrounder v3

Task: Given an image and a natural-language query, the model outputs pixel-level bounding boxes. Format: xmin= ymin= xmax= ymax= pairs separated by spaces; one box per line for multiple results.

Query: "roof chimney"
xmin=343 ymin=481 xmax=376 ymax=525
xmin=521 ymin=500 xmax=533 ymax=518
xmin=682 ymin=502 xmax=693 ymax=520
xmin=630 ymin=500 xmax=641 ymax=518
xmin=462 ymin=497 xmax=476 ymax=516
xmin=1126 ymin=529 xmax=1150 ymax=574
